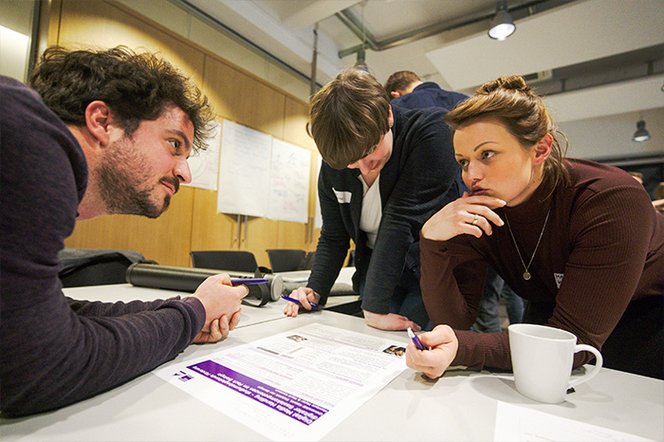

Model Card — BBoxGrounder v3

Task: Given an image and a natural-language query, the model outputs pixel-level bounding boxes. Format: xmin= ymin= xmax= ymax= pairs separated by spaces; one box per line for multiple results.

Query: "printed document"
xmin=155 ymin=323 xmax=408 ymax=441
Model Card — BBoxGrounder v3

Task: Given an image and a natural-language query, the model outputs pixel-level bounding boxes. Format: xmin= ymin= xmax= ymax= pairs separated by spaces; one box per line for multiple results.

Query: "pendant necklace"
xmin=504 ymin=207 xmax=551 ymax=281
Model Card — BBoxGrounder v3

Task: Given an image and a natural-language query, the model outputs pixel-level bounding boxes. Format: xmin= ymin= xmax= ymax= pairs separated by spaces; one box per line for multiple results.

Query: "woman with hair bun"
xmin=406 ymin=75 xmax=664 ymax=379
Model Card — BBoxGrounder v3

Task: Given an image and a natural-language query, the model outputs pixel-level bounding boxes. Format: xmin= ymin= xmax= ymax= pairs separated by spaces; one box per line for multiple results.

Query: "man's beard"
xmin=97 ymin=140 xmax=178 ymax=219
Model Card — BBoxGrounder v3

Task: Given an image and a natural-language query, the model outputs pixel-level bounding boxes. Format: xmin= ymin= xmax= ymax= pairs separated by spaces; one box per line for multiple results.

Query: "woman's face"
xmin=453 ymin=118 xmax=544 ymax=207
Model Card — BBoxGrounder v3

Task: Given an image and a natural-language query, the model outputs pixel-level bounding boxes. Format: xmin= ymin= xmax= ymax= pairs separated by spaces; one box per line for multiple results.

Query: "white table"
xmin=63 ymin=283 xmax=288 ymax=328
xmin=1 ymin=298 xmax=662 ymax=441
xmin=62 ymin=283 xmax=359 ymax=328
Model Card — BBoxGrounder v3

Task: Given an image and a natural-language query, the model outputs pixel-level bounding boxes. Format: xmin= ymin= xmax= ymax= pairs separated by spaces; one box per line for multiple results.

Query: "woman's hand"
xmin=421 ymin=192 xmax=506 ymax=241
xmin=405 ymin=325 xmax=459 ymax=379
xmin=283 ymin=287 xmax=321 ymax=317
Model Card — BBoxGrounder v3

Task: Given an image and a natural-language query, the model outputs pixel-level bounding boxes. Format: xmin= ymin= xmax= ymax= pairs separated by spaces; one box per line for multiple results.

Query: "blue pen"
xmin=230 ymin=278 xmax=269 ymax=286
xmin=407 ymin=327 xmax=426 ymax=351
xmin=281 ymin=295 xmax=320 ymax=311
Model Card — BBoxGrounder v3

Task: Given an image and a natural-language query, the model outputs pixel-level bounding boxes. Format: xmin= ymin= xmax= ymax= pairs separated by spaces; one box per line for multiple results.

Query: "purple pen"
xmin=281 ymin=295 xmax=320 ymax=311
xmin=407 ymin=327 xmax=426 ymax=351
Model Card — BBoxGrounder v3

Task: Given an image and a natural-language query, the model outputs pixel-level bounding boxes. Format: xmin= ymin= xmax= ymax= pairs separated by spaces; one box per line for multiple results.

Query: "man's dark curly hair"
xmin=30 ymin=46 xmax=214 ymax=152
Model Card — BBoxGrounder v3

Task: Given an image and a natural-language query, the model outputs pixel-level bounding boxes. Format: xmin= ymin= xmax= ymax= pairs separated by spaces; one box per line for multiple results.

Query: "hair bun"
xmin=477 ymin=74 xmax=531 ymax=95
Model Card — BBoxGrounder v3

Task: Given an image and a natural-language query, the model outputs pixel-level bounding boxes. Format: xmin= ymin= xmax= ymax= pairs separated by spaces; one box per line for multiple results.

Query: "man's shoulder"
xmin=395 ymin=82 xmax=467 ymax=110
xmin=394 ymin=106 xmax=450 ymax=129
xmin=0 ymin=75 xmax=61 ymax=129
xmin=0 ymin=75 xmax=43 ymax=104
xmin=0 ymin=75 xmax=27 ymax=89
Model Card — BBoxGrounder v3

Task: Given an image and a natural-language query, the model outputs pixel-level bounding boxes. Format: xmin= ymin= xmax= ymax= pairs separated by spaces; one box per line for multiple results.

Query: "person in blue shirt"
xmin=385 ymin=70 xmax=468 ymax=110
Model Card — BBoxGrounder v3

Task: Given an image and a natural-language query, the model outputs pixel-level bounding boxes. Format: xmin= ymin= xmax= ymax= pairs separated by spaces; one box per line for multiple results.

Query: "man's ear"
xmin=533 ymin=133 xmax=553 ymax=165
xmin=388 ymin=105 xmax=394 ymax=129
xmin=390 ymin=90 xmax=401 ymax=98
xmin=84 ymin=100 xmax=113 ymax=146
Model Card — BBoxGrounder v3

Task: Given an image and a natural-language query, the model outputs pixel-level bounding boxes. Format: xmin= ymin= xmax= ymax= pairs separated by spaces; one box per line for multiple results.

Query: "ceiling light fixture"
xmin=354 ymin=47 xmax=369 ymax=72
xmin=488 ymin=0 xmax=516 ymax=41
xmin=632 ymin=120 xmax=651 ymax=142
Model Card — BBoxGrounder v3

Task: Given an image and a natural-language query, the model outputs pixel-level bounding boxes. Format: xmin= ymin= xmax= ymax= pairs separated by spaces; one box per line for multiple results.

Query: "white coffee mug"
xmin=508 ymin=323 xmax=603 ymax=403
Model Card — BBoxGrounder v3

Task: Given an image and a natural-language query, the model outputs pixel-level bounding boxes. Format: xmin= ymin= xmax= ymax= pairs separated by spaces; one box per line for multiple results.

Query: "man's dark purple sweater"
xmin=0 ymin=76 xmax=205 ymax=417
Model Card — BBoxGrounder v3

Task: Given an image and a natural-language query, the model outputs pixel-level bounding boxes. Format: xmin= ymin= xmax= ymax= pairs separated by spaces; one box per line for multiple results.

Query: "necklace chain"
xmin=504 ymin=207 xmax=551 ymax=281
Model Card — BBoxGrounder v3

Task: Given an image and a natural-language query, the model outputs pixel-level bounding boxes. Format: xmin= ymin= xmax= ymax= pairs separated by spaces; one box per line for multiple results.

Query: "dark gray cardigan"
xmin=308 ymin=106 xmax=460 ymax=313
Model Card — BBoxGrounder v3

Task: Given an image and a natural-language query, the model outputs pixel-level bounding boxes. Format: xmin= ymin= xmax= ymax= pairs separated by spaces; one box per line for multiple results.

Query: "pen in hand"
xmin=408 ymin=327 xmax=427 ymax=351
xmin=281 ymin=295 xmax=320 ymax=311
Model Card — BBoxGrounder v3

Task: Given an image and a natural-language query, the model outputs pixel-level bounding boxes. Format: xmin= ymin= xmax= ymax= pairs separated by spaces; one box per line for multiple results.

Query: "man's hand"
xmin=363 ymin=310 xmax=421 ymax=331
xmin=189 ymin=274 xmax=248 ymax=343
xmin=405 ymin=324 xmax=459 ymax=379
xmin=192 ymin=311 xmax=242 ymax=344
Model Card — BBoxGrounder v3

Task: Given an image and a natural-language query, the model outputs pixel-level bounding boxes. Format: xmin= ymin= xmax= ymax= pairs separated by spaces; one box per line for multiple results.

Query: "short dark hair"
xmin=384 ymin=70 xmax=421 ymax=98
xmin=30 ymin=46 xmax=214 ymax=152
xmin=309 ymin=68 xmax=390 ymax=169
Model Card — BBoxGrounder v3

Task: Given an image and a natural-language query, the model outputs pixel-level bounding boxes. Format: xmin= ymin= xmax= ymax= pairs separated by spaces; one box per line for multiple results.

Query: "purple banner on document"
xmin=188 ymin=360 xmax=329 ymax=425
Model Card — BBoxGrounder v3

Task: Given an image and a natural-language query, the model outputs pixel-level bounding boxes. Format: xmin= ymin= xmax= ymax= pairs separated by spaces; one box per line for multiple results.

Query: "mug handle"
xmin=568 ymin=344 xmax=603 ymax=389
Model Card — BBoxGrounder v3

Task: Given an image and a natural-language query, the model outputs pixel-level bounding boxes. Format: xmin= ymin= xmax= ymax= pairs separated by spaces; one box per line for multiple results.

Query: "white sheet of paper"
xmin=267 ymin=139 xmax=311 ymax=223
xmin=217 ymin=120 xmax=271 ymax=216
xmin=314 ymin=156 xmax=323 ymax=229
xmin=494 ymin=401 xmax=654 ymax=442
xmin=183 ymin=121 xmax=220 ymax=190
xmin=155 ymin=323 xmax=407 ymax=441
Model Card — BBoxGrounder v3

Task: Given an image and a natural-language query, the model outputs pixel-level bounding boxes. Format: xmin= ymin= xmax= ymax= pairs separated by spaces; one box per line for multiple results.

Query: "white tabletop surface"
xmin=62 ymin=283 xmax=359 ymax=328
xmin=63 ymin=283 xmax=288 ymax=328
xmin=1 ymin=303 xmax=662 ymax=441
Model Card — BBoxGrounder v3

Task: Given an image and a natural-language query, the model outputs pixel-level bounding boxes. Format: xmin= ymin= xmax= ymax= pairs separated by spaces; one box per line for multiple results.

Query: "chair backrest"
xmin=58 ymin=248 xmax=150 ymax=288
xmin=300 ymin=251 xmax=316 ymax=270
xmin=190 ymin=250 xmax=258 ymax=273
xmin=266 ymin=249 xmax=307 ymax=273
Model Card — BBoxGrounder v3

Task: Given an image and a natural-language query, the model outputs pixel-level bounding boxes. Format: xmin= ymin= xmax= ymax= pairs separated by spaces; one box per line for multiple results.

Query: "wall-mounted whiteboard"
xmin=184 ymin=121 xmax=220 ymax=190
xmin=217 ymin=120 xmax=271 ymax=217
xmin=268 ymin=139 xmax=311 ymax=223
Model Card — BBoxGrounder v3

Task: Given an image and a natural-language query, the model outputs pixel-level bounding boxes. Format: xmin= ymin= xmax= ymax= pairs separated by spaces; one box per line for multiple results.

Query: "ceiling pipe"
xmin=337 ymin=0 xmax=573 ymax=59
xmin=310 ymin=23 xmax=319 ymax=97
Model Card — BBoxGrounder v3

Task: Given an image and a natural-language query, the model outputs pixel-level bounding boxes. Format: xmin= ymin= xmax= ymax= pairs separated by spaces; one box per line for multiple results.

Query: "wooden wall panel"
xmin=242 ymin=218 xmax=277 ymax=267
xmin=203 ymin=57 xmax=285 ymax=137
xmin=276 ymin=222 xmax=307 ymax=249
xmin=57 ymin=0 xmax=204 ymax=84
xmin=283 ymin=97 xmax=314 ymax=149
xmin=189 ymin=189 xmax=236 ymax=253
